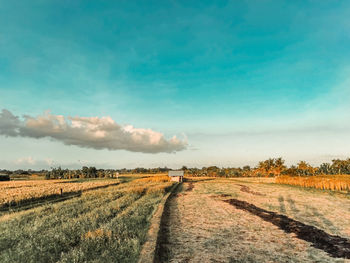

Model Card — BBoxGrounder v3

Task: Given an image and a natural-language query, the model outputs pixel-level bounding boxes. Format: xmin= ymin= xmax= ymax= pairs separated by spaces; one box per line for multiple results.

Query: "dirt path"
xmin=157 ymin=181 xmax=349 ymax=263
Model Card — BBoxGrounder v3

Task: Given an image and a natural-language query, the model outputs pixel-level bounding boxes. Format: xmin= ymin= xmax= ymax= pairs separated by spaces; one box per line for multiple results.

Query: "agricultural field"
xmin=0 ymin=175 xmax=174 ymax=263
xmin=157 ymin=177 xmax=350 ymax=263
xmin=0 ymin=179 xmax=120 ymax=210
xmin=276 ymin=175 xmax=350 ymax=191
xmin=1 ymin=175 xmax=350 ymax=262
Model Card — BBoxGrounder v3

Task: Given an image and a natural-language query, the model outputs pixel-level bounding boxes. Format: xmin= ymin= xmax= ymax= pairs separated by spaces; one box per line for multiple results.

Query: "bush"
xmin=0 ymin=175 xmax=10 ymax=181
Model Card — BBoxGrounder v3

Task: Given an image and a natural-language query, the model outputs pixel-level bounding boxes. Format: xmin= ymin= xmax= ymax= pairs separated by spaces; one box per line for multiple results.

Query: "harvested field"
xmin=0 ymin=177 xmax=175 ymax=263
xmin=224 ymin=198 xmax=350 ymax=258
xmin=237 ymin=184 xmax=265 ymax=196
xmin=0 ymin=179 xmax=119 ymax=208
xmin=2 ymin=176 xmax=350 ymax=262
xmin=155 ymin=178 xmax=350 ymax=262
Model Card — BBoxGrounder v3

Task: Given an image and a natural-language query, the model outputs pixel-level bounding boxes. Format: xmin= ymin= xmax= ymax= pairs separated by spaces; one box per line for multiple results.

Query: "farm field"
xmin=1 ymin=176 xmax=350 ymax=262
xmin=276 ymin=175 xmax=350 ymax=191
xmin=0 ymin=175 xmax=174 ymax=263
xmin=0 ymin=179 xmax=120 ymax=210
xmin=157 ymin=177 xmax=350 ymax=263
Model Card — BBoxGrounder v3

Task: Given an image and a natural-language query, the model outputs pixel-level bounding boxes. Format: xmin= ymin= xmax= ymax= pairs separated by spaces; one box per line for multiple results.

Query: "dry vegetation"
xmin=0 ymin=176 xmax=174 ymax=263
xmin=2 ymin=174 xmax=350 ymax=262
xmin=135 ymin=175 xmax=170 ymax=183
xmin=0 ymin=179 xmax=119 ymax=208
xmin=276 ymin=175 xmax=350 ymax=191
xmin=158 ymin=178 xmax=350 ymax=262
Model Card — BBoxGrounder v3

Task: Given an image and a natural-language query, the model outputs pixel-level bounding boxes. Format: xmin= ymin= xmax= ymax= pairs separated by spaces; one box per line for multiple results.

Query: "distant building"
xmin=168 ymin=170 xmax=184 ymax=182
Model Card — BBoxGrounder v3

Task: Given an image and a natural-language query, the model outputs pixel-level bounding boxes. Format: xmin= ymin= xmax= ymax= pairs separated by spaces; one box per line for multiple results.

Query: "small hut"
xmin=168 ymin=170 xmax=184 ymax=182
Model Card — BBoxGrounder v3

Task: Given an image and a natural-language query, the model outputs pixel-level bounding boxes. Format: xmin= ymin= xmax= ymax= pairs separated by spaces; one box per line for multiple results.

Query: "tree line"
xmin=2 ymin=158 xmax=350 ymax=179
xmin=44 ymin=166 xmax=172 ymax=179
xmin=185 ymin=158 xmax=350 ymax=177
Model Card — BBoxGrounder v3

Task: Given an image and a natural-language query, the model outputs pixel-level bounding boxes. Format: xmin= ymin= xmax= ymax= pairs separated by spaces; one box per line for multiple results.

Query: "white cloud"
xmin=45 ymin=158 xmax=54 ymax=166
xmin=0 ymin=109 xmax=187 ymax=153
xmin=14 ymin=156 xmax=36 ymax=165
xmin=0 ymin=109 xmax=20 ymax=136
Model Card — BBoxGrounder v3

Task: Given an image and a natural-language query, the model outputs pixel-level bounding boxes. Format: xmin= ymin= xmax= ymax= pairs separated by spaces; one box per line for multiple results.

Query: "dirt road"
xmin=156 ymin=180 xmax=350 ymax=263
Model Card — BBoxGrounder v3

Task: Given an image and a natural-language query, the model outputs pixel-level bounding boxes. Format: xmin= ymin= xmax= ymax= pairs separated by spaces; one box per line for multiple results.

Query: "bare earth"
xmin=158 ymin=179 xmax=350 ymax=263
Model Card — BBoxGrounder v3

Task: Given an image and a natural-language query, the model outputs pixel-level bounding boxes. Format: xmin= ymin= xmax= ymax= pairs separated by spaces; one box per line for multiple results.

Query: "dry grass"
xmin=162 ymin=183 xmax=312 ymax=262
xmin=119 ymin=178 xmax=172 ymax=195
xmin=197 ymin=178 xmax=350 ymax=240
xmin=161 ymin=179 xmax=350 ymax=262
xmin=0 ymin=179 xmax=118 ymax=207
xmin=0 ymin=177 xmax=175 ymax=263
xmin=135 ymin=175 xmax=170 ymax=183
xmin=146 ymin=183 xmax=172 ymax=194
xmin=121 ymin=173 xmax=168 ymax=178
xmin=83 ymin=228 xmax=112 ymax=240
xmin=276 ymin=175 xmax=350 ymax=191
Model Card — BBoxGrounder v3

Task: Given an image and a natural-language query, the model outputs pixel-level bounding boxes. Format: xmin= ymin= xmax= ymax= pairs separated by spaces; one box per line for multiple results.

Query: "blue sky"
xmin=1 ymin=0 xmax=350 ymax=169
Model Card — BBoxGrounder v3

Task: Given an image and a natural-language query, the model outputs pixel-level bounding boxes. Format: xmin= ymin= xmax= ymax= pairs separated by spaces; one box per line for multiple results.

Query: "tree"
xmin=319 ymin=163 xmax=332 ymax=175
xmin=81 ymin=166 xmax=89 ymax=178
xmin=331 ymin=159 xmax=350 ymax=174
xmin=296 ymin=161 xmax=314 ymax=176
xmin=88 ymin=167 xmax=97 ymax=178
xmin=242 ymin=165 xmax=251 ymax=171
xmin=45 ymin=172 xmax=51 ymax=180
xmin=256 ymin=158 xmax=286 ymax=177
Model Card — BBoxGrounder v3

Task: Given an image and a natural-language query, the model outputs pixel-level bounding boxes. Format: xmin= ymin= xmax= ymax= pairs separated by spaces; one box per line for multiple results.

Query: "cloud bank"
xmin=0 ymin=109 xmax=187 ymax=153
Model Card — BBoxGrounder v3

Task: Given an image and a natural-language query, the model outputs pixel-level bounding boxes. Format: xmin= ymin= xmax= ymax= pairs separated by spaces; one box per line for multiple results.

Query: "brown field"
xmin=156 ymin=177 xmax=350 ymax=262
xmin=124 ymin=173 xmax=168 ymax=178
xmin=1 ymin=175 xmax=350 ymax=262
xmin=0 ymin=175 xmax=175 ymax=263
xmin=276 ymin=175 xmax=350 ymax=191
xmin=135 ymin=175 xmax=170 ymax=183
xmin=0 ymin=179 xmax=119 ymax=207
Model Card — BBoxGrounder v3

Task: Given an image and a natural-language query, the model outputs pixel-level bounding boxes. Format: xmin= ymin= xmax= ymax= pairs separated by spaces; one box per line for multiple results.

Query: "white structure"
xmin=168 ymin=170 xmax=184 ymax=182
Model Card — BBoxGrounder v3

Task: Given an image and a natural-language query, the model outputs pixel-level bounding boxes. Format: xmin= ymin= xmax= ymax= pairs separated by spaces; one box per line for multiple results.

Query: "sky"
xmin=1 ymin=0 xmax=350 ymax=169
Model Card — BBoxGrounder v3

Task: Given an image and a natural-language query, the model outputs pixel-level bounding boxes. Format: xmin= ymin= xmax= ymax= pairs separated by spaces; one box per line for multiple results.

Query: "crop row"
xmin=0 ymin=179 xmax=174 ymax=263
xmin=276 ymin=175 xmax=350 ymax=191
xmin=0 ymin=179 xmax=118 ymax=207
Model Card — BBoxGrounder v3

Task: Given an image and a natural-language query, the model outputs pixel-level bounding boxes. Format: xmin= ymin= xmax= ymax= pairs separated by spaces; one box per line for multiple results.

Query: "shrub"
xmin=0 ymin=175 xmax=10 ymax=181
